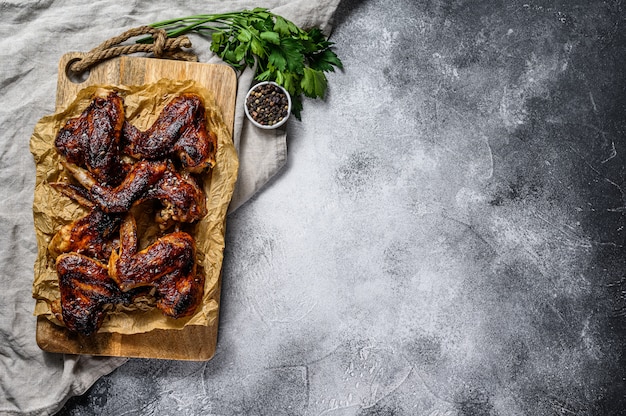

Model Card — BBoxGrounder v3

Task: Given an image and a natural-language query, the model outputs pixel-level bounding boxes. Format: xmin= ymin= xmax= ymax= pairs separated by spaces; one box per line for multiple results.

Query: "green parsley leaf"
xmin=260 ymin=31 xmax=280 ymax=45
xmin=211 ymin=31 xmax=225 ymax=46
xmin=234 ymin=41 xmax=248 ymax=62
xmin=256 ymin=69 xmax=272 ymax=81
xmin=250 ymin=37 xmax=265 ymax=58
xmin=280 ymin=37 xmax=305 ymax=74
xmin=268 ymin=45 xmax=288 ymax=72
xmin=281 ymin=71 xmax=299 ymax=96
xmin=307 ymin=49 xmax=343 ymax=72
xmin=237 ymin=28 xmax=252 ymax=43
xmin=301 ymin=67 xmax=327 ymax=98
xmin=273 ymin=16 xmax=291 ymax=36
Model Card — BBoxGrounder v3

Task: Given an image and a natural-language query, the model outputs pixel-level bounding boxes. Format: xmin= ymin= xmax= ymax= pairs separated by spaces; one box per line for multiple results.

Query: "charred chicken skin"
xmin=122 ymin=93 xmax=217 ymax=173
xmin=56 ymin=253 xmax=125 ymax=336
xmin=61 ymin=159 xmax=207 ymax=226
xmin=62 ymin=159 xmax=168 ymax=213
xmin=54 ymin=92 xmax=126 ymax=185
xmin=141 ymin=161 xmax=208 ymax=226
xmin=48 ymin=207 xmax=122 ymax=262
xmin=109 ymin=214 xmax=204 ymax=318
xmin=152 ymin=267 xmax=205 ymax=319
xmin=48 ymin=182 xmax=122 ymax=261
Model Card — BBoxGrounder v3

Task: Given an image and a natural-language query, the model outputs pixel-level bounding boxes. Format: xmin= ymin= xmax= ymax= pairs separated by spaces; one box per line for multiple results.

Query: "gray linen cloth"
xmin=0 ymin=1 xmax=339 ymax=414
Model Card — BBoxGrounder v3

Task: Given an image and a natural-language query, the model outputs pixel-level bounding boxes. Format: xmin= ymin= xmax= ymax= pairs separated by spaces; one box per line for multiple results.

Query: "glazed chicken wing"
xmin=152 ymin=267 xmax=205 ymax=319
xmin=122 ymin=93 xmax=217 ymax=173
xmin=54 ymin=92 xmax=126 ymax=185
xmin=48 ymin=182 xmax=122 ymax=261
xmin=109 ymin=214 xmax=203 ymax=318
xmin=56 ymin=253 xmax=125 ymax=335
xmin=142 ymin=161 xmax=207 ymax=226
xmin=48 ymin=207 xmax=122 ymax=261
xmin=62 ymin=159 xmax=207 ymax=226
xmin=62 ymin=159 xmax=168 ymax=213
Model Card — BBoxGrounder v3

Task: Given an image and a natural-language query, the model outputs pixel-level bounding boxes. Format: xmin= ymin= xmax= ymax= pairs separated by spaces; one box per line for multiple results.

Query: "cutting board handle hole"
xmin=64 ymin=58 xmax=90 ymax=84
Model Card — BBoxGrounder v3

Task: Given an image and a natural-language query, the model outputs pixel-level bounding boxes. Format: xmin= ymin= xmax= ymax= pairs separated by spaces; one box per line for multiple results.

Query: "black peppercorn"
xmin=246 ymin=83 xmax=290 ymax=127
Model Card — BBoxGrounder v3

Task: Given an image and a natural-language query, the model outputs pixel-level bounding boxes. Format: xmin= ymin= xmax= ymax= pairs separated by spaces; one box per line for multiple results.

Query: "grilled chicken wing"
xmin=54 ymin=92 xmax=126 ymax=185
xmin=48 ymin=182 xmax=122 ymax=261
xmin=122 ymin=93 xmax=217 ymax=173
xmin=141 ymin=161 xmax=207 ymax=227
xmin=48 ymin=207 xmax=122 ymax=261
xmin=63 ymin=159 xmax=167 ymax=213
xmin=62 ymin=159 xmax=207 ymax=226
xmin=109 ymin=214 xmax=203 ymax=318
xmin=56 ymin=253 xmax=125 ymax=335
xmin=152 ymin=267 xmax=205 ymax=319
xmin=49 ymin=181 xmax=96 ymax=209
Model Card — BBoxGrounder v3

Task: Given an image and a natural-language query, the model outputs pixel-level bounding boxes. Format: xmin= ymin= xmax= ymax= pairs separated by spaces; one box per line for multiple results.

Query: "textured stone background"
xmin=59 ymin=0 xmax=626 ymax=415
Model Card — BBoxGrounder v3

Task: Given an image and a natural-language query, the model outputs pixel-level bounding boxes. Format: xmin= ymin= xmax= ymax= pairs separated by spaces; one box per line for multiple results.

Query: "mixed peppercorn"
xmin=246 ymin=83 xmax=290 ymax=127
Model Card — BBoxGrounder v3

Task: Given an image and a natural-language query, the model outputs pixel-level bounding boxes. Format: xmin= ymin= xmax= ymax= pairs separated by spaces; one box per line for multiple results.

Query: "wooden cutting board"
xmin=35 ymin=52 xmax=237 ymax=361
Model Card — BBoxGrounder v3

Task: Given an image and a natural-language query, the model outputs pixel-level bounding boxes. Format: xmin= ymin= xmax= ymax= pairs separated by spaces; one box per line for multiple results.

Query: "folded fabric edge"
xmin=228 ymin=125 xmax=288 ymax=213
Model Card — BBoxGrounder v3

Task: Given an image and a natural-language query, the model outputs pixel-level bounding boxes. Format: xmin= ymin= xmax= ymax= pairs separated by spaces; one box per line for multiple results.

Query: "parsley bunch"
xmin=143 ymin=8 xmax=343 ymax=119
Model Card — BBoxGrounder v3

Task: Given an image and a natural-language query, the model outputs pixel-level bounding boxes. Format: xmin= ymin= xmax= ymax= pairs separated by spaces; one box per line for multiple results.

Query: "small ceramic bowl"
xmin=244 ymin=81 xmax=292 ymax=129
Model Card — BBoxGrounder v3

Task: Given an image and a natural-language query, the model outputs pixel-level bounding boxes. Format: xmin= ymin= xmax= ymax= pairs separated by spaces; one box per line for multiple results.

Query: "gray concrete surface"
xmin=59 ymin=1 xmax=626 ymax=415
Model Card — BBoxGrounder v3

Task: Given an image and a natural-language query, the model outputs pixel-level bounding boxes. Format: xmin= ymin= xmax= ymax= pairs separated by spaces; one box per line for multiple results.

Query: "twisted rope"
xmin=69 ymin=26 xmax=197 ymax=73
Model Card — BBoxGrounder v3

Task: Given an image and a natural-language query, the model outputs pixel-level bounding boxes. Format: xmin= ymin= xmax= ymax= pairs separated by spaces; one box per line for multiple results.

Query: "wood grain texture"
xmin=36 ymin=52 xmax=237 ymax=361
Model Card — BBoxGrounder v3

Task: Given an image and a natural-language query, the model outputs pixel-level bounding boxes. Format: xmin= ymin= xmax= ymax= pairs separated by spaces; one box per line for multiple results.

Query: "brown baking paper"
xmin=30 ymin=79 xmax=238 ymax=334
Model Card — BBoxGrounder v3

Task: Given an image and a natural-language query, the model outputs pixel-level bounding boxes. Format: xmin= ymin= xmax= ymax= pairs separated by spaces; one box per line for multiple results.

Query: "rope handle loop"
xmin=69 ymin=26 xmax=197 ymax=73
